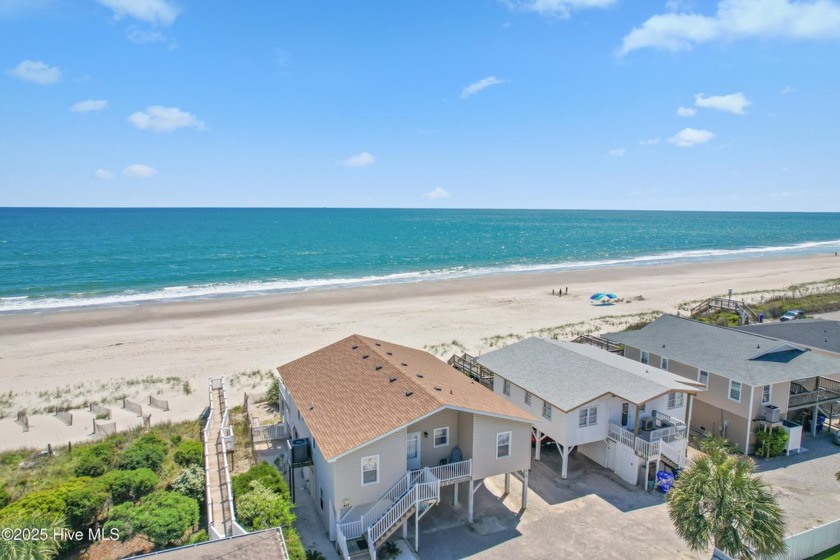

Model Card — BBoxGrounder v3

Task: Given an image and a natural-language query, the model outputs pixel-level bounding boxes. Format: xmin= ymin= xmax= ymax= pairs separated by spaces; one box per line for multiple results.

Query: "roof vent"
xmin=362 ymin=354 xmax=370 ymax=359
xmin=434 ymin=386 xmax=441 ymax=391
xmin=309 ymin=405 xmax=315 ymax=411
xmin=401 ymin=362 xmax=408 ymax=367
xmin=375 ymin=365 xmax=383 ymax=371
xmin=405 ymin=391 xmax=414 ymax=397
xmin=416 ymin=373 xmax=424 ymax=378
xmin=757 ymin=345 xmax=761 ymax=349
xmin=389 ymin=376 xmax=397 ymax=383
xmin=375 ymin=343 xmax=381 ymax=347
xmin=386 ymin=351 xmax=393 ymax=356
xmin=351 ymin=345 xmax=359 ymax=350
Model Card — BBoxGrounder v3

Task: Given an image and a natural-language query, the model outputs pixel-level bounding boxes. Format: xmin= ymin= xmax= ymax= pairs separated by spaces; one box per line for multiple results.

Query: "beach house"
xmin=276 ymin=335 xmax=534 ymax=559
xmin=475 ymin=338 xmax=703 ymax=488
xmin=736 ymin=319 xmax=840 ymax=355
xmin=603 ymin=315 xmax=840 ymax=453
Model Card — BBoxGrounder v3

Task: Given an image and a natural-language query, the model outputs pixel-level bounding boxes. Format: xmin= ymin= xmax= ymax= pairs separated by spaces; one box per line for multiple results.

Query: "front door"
xmin=621 ymin=403 xmax=629 ymax=427
xmin=407 ymin=432 xmax=421 ymax=470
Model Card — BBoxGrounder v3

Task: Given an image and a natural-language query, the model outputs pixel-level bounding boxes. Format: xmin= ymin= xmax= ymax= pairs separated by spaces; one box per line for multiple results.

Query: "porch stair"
xmin=336 ymin=459 xmax=472 ymax=560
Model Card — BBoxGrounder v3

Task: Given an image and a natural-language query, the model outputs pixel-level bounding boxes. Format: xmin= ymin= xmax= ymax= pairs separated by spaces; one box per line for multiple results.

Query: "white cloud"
xmin=461 ymin=76 xmax=506 ymax=99
xmin=666 ymin=0 xmax=694 ymax=11
xmin=505 ymin=0 xmax=616 ymax=18
xmin=71 ymin=99 xmax=108 ymax=113
xmin=122 ymin=164 xmax=158 ymax=178
xmin=639 ymin=137 xmax=661 ymax=145
xmin=424 ymin=187 xmax=452 ymax=200
xmin=668 ymin=127 xmax=715 ymax=147
xmin=7 ymin=60 xmax=60 ymax=85
xmin=341 ymin=152 xmax=375 ymax=167
xmin=695 ymin=92 xmax=751 ymax=114
xmin=676 ymin=106 xmax=697 ymax=117
xmin=781 ymin=85 xmax=797 ymax=94
xmin=620 ymin=0 xmax=840 ymax=55
xmin=93 ymin=169 xmax=114 ymax=181
xmin=609 ymin=148 xmax=626 ymax=157
xmin=96 ymin=0 xmax=179 ymax=25
xmin=128 ymin=105 xmax=206 ymax=132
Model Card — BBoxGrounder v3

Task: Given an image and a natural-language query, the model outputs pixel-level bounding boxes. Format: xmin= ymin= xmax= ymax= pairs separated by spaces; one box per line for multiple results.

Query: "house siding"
xmin=493 ymin=373 xmax=566 ymax=445
xmin=333 ymin=430 xmax=407 ymax=510
xmin=406 ymin=409 xmax=461 ymax=468
xmin=470 ymin=415 xmax=531 ymax=479
xmin=457 ymin=411 xmax=474 ymax=460
xmin=691 ymin=398 xmax=750 ymax=453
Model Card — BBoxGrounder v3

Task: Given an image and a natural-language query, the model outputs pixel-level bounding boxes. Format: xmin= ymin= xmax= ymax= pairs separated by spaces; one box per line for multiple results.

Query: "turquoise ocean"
xmin=2 ymin=208 xmax=840 ymax=313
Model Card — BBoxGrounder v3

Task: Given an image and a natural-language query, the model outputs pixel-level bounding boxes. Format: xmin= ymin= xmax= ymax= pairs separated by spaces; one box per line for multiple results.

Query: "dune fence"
xmin=148 ymin=395 xmax=169 ymax=412
xmin=92 ymin=419 xmax=117 ymax=437
xmin=89 ymin=402 xmax=112 ymax=420
xmin=122 ymin=398 xmax=144 ymax=417
xmin=15 ymin=411 xmax=29 ymax=432
xmin=54 ymin=409 xmax=73 ymax=426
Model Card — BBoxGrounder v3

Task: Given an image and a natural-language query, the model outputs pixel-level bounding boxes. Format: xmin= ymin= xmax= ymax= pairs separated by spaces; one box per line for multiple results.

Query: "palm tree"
xmin=667 ymin=436 xmax=786 ymax=559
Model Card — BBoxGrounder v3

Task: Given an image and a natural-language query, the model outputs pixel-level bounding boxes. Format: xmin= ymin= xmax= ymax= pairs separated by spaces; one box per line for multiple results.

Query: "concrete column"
xmin=534 ymin=429 xmax=542 ymax=461
xmin=812 ymin=403 xmax=819 ymax=438
xmin=634 ymin=406 xmax=641 ymax=436
xmin=467 ymin=481 xmax=475 ymax=523
xmin=561 ymin=445 xmax=569 ymax=479
xmin=453 ymin=481 xmax=459 ymax=506
xmin=414 ymin=507 xmax=420 ymax=552
xmin=402 ymin=520 xmax=408 ymax=539
xmin=504 ymin=472 xmax=510 ymax=494
xmin=521 ymin=469 xmax=529 ymax=509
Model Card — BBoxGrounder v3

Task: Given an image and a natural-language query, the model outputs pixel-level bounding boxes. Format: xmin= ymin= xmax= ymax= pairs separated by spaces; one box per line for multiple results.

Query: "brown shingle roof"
xmin=277 ymin=335 xmax=533 ymax=460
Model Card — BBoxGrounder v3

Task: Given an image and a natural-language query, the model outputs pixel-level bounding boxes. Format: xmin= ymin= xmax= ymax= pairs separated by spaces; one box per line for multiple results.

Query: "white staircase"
xmin=336 ymin=459 xmax=472 ymax=559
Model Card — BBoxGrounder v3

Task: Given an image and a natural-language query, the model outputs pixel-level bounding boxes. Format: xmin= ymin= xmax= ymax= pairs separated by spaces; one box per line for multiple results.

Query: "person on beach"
xmin=565 ymin=286 xmax=568 ymax=294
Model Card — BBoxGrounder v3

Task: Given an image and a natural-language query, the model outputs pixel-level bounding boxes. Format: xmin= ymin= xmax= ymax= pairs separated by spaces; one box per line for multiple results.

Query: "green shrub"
xmin=305 ymin=548 xmax=326 ymax=560
xmin=378 ymin=541 xmax=400 ymax=560
xmin=102 ymin=468 xmax=158 ymax=504
xmin=231 ymin=461 xmax=288 ymax=498
xmin=0 ymin=515 xmax=65 ymax=559
xmin=171 ymin=465 xmax=205 ymax=503
xmin=0 ymin=487 xmax=10 ymax=509
xmin=64 ymin=483 xmax=109 ymax=528
xmin=119 ymin=433 xmax=168 ymax=472
xmin=235 ymin=480 xmax=295 ymax=531
xmin=187 ymin=529 xmax=208 ymax=544
xmin=267 ymin=379 xmax=279 ymax=406
xmin=755 ymin=427 xmax=788 ymax=457
xmin=105 ymin=490 xmax=198 ymax=546
xmin=0 ymin=478 xmax=92 ymax=521
xmin=173 ymin=440 xmax=203 ymax=467
xmin=285 ymin=528 xmax=305 ymax=560
xmin=74 ymin=442 xmax=116 ymax=477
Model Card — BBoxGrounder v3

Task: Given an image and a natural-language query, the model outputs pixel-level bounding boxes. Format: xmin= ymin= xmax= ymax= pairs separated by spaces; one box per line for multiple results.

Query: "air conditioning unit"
xmin=641 ymin=417 xmax=656 ymax=431
xmin=764 ymin=405 xmax=780 ymax=423
xmin=291 ymin=438 xmax=310 ymax=464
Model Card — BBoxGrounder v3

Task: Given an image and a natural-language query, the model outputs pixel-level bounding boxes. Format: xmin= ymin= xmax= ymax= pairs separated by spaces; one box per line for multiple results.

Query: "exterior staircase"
xmin=690 ymin=297 xmax=760 ymax=325
xmin=336 ymin=459 xmax=472 ymax=560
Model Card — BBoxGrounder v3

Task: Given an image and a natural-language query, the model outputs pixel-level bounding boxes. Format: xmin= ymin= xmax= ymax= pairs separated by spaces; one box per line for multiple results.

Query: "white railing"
xmin=652 ymin=410 xmax=686 ymax=428
xmin=203 ymin=381 xmax=217 ymax=539
xmin=649 ymin=425 xmax=685 ymax=443
xmin=368 ymin=475 xmax=440 ymax=547
xmin=340 ymin=473 xmax=412 ymax=540
xmin=218 ymin=394 xmax=238 ymax=533
xmin=608 ymin=422 xmax=635 ymax=449
xmin=659 ymin=439 xmax=685 ymax=468
xmin=418 ymin=458 xmax=472 ymax=483
xmin=252 ymin=423 xmax=287 ymax=443
xmin=336 ymin=523 xmax=351 ymax=560
xmin=634 ymin=437 xmax=661 ymax=458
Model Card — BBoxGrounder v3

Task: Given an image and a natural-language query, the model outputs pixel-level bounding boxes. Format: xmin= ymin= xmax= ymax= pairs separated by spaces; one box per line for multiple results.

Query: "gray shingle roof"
xmin=736 ymin=319 xmax=840 ymax=354
xmin=604 ymin=315 xmax=840 ymax=386
xmin=475 ymin=337 xmax=702 ymax=412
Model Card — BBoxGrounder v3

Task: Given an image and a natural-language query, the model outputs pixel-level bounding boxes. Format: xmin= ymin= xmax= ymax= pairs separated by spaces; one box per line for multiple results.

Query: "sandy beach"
xmin=1 ymin=253 xmax=839 ymax=452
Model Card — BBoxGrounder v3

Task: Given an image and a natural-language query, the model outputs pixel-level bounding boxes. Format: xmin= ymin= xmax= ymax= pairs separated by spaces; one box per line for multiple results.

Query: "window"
xmin=542 ymin=401 xmax=552 ymax=420
xmin=503 ymin=379 xmax=511 ymax=396
xmin=661 ymin=357 xmax=669 ymax=370
xmin=496 ymin=431 xmax=511 ymax=459
xmin=361 ymin=455 xmax=379 ymax=485
xmin=641 ymin=350 xmax=649 ymax=365
xmin=729 ymin=380 xmax=742 ymax=402
xmin=524 ymin=392 xmax=531 ymax=405
xmin=579 ymin=406 xmax=597 ymax=427
xmin=761 ymin=384 xmax=771 ymax=405
xmin=698 ymin=370 xmax=709 ymax=388
xmin=668 ymin=393 xmax=684 ymax=409
xmin=433 ymin=427 xmax=449 ymax=448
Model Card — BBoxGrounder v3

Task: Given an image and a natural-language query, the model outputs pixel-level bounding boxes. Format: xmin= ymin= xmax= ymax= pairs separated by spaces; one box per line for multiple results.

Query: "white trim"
xmin=661 ymin=357 xmax=669 ymax=370
xmin=761 ymin=384 xmax=772 ymax=405
xmin=361 ymin=454 xmax=379 ymax=486
xmin=745 ymin=384 xmax=755 ymax=452
xmin=667 ymin=392 xmax=684 ymax=410
xmin=433 ymin=426 xmax=449 ymax=448
xmin=578 ymin=406 xmax=597 ymax=427
xmin=641 ymin=350 xmax=649 ymax=365
xmin=698 ymin=370 xmax=709 ymax=388
xmin=496 ymin=431 xmax=512 ymax=459
xmin=728 ymin=380 xmax=742 ymax=403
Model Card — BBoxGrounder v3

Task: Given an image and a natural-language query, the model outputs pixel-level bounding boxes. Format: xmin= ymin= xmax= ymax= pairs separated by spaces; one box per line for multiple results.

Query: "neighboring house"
xmin=277 ymin=335 xmax=534 ymax=560
xmin=736 ymin=319 xmax=840 ymax=355
xmin=603 ymin=315 xmax=840 ymax=454
xmin=476 ymin=338 xmax=703 ymax=488
xmin=126 ymin=528 xmax=288 ymax=560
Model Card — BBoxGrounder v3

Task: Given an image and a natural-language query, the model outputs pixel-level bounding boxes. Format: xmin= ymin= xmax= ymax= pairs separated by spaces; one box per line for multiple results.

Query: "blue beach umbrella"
xmin=590 ymin=293 xmax=618 ymax=300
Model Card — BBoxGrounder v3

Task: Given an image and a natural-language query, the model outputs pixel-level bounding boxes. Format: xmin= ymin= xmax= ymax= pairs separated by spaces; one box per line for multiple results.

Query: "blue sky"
xmin=1 ymin=0 xmax=840 ymax=211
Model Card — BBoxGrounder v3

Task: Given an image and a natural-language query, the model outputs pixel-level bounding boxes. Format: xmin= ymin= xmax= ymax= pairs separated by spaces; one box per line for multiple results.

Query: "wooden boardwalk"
xmin=207 ymin=384 xmax=234 ymax=537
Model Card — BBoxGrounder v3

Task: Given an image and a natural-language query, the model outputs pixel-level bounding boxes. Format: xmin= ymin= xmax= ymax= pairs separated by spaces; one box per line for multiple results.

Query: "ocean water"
xmin=1 ymin=208 xmax=839 ymax=313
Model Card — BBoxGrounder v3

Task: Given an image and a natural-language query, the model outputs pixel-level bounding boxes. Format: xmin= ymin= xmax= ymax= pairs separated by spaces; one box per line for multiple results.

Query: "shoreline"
xmin=1 ymin=253 xmax=839 ymax=451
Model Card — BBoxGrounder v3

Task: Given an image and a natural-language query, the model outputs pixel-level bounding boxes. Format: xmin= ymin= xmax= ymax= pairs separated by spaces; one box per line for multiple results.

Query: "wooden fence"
xmin=93 ymin=419 xmax=116 ymax=436
xmin=89 ymin=403 xmax=112 ymax=420
xmin=54 ymin=410 xmax=73 ymax=426
xmin=148 ymin=396 xmax=169 ymax=412
xmin=15 ymin=411 xmax=29 ymax=432
xmin=122 ymin=398 xmax=143 ymax=416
